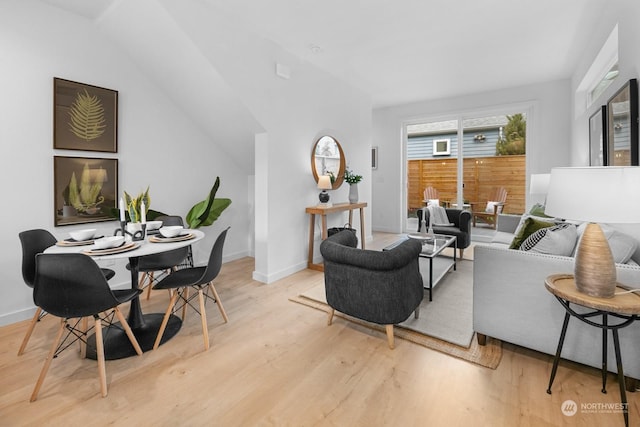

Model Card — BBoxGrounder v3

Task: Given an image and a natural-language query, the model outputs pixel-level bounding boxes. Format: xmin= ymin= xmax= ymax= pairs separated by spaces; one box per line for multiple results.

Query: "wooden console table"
xmin=306 ymin=202 xmax=367 ymax=271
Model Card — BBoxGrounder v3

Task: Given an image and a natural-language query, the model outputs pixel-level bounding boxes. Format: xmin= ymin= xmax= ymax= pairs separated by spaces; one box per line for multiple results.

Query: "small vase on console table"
xmin=348 ymin=184 xmax=359 ymax=203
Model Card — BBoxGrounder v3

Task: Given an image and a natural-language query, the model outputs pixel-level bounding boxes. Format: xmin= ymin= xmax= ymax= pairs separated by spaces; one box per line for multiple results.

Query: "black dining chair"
xmin=127 ymin=215 xmax=191 ymax=300
xmin=17 ymin=229 xmax=115 ymax=356
xmin=153 ymin=227 xmax=230 ymax=351
xmin=29 ymin=253 xmax=143 ymax=402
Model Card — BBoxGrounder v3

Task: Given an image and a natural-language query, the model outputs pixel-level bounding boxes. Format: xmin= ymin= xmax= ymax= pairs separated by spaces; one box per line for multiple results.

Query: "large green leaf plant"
xmin=186 ymin=177 xmax=232 ymax=229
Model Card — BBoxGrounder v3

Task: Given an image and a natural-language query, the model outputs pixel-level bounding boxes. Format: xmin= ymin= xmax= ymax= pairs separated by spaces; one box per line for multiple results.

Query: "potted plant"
xmin=344 ymin=169 xmax=363 ymax=203
xmin=186 ymin=176 xmax=232 ymax=229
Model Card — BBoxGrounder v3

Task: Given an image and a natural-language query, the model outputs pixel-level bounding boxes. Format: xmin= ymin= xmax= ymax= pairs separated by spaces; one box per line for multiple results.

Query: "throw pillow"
xmin=427 ymin=199 xmax=440 ymax=207
xmin=519 ymin=223 xmax=578 ymax=256
xmin=528 ymin=203 xmax=551 ymax=218
xmin=485 ymin=201 xmax=502 ymax=213
xmin=509 ymin=217 xmax=556 ymax=249
xmin=573 ymin=223 xmax=638 ymax=264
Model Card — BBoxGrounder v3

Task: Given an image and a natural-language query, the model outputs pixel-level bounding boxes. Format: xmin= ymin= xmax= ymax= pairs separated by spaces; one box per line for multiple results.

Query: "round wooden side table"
xmin=545 ymin=274 xmax=640 ymax=427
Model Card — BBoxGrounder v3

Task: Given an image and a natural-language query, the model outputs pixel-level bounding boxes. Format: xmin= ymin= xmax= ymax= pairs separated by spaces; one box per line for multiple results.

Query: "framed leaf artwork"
xmin=54 ymin=78 xmax=118 ymax=152
xmin=54 ymin=156 xmax=118 ymax=226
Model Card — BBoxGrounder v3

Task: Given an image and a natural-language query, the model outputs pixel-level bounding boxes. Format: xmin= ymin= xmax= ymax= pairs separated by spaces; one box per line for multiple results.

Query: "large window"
xmin=405 ymin=112 xmax=527 ymax=233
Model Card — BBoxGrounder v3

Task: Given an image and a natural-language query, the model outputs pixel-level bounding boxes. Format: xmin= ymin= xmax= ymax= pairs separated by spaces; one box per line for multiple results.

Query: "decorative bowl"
xmin=159 ymin=226 xmax=184 ymax=238
xmin=69 ymin=228 xmax=96 ymax=241
xmin=145 ymin=220 xmax=163 ymax=231
xmin=93 ymin=236 xmax=125 ymax=250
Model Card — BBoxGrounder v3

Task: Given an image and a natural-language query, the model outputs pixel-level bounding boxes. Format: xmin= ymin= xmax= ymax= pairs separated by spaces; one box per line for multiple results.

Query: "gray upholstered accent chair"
xmin=416 ymin=208 xmax=472 ymax=258
xmin=320 ymin=230 xmax=424 ymax=349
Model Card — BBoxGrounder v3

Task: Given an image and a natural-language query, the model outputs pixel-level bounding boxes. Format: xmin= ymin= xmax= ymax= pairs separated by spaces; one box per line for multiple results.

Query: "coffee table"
xmin=384 ymin=233 xmax=457 ymax=301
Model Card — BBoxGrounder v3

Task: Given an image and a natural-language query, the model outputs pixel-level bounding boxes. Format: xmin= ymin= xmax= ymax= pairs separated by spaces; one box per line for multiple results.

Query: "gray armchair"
xmin=319 ymin=230 xmax=424 ymax=349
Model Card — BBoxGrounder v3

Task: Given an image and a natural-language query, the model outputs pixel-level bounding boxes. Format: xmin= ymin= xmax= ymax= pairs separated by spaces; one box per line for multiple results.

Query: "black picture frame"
xmin=589 ymin=105 xmax=607 ymax=166
xmin=371 ymin=146 xmax=378 ymax=169
xmin=54 ymin=156 xmax=118 ymax=226
xmin=606 ymin=78 xmax=638 ymax=166
xmin=54 ymin=78 xmax=118 ymax=153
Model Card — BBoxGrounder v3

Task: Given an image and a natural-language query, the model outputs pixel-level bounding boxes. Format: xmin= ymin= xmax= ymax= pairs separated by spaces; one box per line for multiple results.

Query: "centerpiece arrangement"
xmin=344 ymin=168 xmax=363 ymax=203
xmin=118 ymin=187 xmax=150 ymax=240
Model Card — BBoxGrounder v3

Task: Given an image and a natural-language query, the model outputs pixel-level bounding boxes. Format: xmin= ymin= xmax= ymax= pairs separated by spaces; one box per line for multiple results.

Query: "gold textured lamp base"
xmin=574 ymin=223 xmax=616 ymax=298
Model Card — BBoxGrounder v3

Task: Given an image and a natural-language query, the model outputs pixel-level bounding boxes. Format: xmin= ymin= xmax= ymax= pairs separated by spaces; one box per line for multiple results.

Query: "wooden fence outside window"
xmin=408 ymin=155 xmax=526 ymax=214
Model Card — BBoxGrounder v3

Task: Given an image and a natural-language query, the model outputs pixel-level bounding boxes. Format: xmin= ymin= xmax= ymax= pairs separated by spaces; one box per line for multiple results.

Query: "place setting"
xmin=82 ymin=236 xmax=139 ymax=256
xmin=55 ymin=228 xmax=105 ymax=247
xmin=148 ymin=226 xmax=195 ymax=243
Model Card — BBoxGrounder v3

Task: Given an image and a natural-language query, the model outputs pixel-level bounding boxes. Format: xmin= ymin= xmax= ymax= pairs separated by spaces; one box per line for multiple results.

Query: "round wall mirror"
xmin=311 ymin=135 xmax=345 ymax=189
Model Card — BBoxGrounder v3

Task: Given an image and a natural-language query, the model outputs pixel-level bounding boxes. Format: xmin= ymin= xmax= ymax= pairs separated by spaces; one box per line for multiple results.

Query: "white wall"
xmin=163 ymin=1 xmax=373 ymax=283
xmin=570 ymin=0 xmax=640 ymax=164
xmin=0 ymin=0 xmax=373 ymax=324
xmin=371 ymin=80 xmax=572 ymax=233
xmin=0 ymin=1 xmax=251 ymax=325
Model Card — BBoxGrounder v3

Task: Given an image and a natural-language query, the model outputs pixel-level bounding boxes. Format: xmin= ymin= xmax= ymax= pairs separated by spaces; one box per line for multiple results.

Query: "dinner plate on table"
xmin=56 ymin=236 xmax=104 ymax=247
xmin=82 ymin=242 xmax=139 ymax=256
xmin=148 ymin=233 xmax=195 ymax=243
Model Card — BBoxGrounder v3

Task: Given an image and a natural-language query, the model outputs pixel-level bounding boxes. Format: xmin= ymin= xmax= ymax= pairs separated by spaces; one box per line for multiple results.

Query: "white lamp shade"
xmin=545 ymin=166 xmax=640 ymax=223
xmin=318 ymin=175 xmax=332 ymax=190
xmin=529 ymin=173 xmax=550 ymax=195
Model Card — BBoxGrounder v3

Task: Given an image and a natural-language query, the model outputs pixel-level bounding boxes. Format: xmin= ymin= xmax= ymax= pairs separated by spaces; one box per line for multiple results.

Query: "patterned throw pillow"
xmin=519 ymin=223 xmax=578 ymax=256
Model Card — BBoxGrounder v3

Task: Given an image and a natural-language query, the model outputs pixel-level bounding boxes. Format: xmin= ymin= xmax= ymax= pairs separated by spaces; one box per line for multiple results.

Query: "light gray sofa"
xmin=473 ymin=214 xmax=640 ymax=386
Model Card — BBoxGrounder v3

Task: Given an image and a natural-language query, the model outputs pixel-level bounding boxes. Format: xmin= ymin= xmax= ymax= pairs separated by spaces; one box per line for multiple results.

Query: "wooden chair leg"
xmin=459 ymin=249 xmax=465 ymax=259
xmin=414 ymin=306 xmax=420 ymax=319
xmin=153 ymin=290 xmax=179 ymax=350
xmin=145 ymin=272 xmax=155 ymax=300
xmin=181 ymin=287 xmax=189 ymax=321
xmin=94 ymin=315 xmax=108 ymax=398
xmin=208 ymin=283 xmax=228 ymax=323
xmin=114 ymin=308 xmax=142 ymax=356
xmin=30 ymin=319 xmax=66 ymax=402
xmin=79 ymin=317 xmax=88 ymax=358
xmin=385 ymin=325 xmax=395 ymax=349
xmin=198 ymin=289 xmax=210 ymax=350
xmin=18 ymin=307 xmax=42 ymax=356
xmin=327 ymin=308 xmax=335 ymax=326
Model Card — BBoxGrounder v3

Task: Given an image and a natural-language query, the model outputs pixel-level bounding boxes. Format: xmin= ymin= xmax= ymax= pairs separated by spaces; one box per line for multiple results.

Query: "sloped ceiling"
xmin=42 ymin=0 xmax=610 ymax=108
xmin=39 ymin=0 xmax=611 ymax=172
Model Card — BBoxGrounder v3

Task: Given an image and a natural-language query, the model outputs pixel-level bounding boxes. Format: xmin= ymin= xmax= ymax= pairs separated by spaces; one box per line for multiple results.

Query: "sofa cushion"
xmin=509 ymin=216 xmax=556 ymax=249
xmin=492 ymin=231 xmax=515 ymax=246
xmin=519 ymin=223 xmax=578 ymax=256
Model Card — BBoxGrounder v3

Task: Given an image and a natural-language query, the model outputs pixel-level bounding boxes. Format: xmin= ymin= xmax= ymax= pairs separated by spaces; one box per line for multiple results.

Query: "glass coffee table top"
xmin=407 ymin=233 xmax=457 ymax=257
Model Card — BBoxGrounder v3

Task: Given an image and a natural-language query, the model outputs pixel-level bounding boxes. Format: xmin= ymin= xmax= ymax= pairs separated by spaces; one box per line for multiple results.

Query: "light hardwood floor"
xmin=1 ymin=232 xmax=638 ymax=426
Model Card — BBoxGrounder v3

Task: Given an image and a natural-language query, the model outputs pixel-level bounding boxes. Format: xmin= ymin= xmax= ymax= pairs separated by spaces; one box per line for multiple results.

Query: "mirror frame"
xmin=311 ymin=135 xmax=345 ymax=189
xmin=606 ymin=78 xmax=639 ymax=166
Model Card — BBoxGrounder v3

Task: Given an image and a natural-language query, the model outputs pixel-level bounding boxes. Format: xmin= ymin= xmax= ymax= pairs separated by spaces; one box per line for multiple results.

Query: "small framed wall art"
xmin=371 ymin=146 xmax=378 ymax=169
xmin=54 ymin=78 xmax=118 ymax=153
xmin=54 ymin=156 xmax=118 ymax=226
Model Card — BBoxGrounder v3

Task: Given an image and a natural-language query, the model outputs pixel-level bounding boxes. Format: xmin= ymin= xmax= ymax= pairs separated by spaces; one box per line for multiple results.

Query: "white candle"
xmin=119 ymin=197 xmax=125 ymax=221
xmin=140 ymin=201 xmax=146 ymax=224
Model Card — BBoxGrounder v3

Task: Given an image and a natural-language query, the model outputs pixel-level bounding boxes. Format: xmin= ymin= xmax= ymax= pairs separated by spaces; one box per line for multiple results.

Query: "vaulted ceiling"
xmin=42 ymin=0 xmax=609 ymax=108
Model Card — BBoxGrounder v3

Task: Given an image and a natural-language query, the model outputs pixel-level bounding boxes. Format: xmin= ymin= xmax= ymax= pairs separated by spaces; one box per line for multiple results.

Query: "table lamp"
xmin=318 ymin=175 xmax=332 ymax=207
xmin=529 ymin=173 xmax=550 ymax=195
xmin=545 ymin=166 xmax=640 ymax=298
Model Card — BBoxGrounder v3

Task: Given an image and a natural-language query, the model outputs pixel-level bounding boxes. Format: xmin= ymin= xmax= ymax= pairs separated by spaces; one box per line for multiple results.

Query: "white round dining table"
xmin=44 ymin=229 xmax=205 ymax=359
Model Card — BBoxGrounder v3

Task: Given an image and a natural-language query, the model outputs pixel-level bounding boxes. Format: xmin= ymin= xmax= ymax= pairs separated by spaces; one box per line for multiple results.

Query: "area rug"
xmin=290 ymin=257 xmax=502 ymax=369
